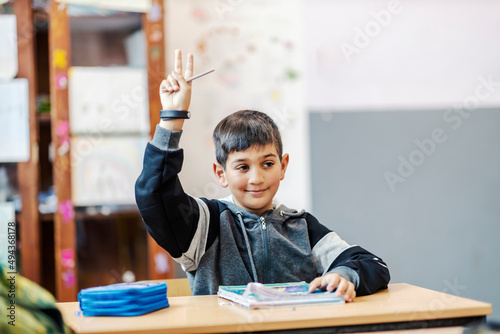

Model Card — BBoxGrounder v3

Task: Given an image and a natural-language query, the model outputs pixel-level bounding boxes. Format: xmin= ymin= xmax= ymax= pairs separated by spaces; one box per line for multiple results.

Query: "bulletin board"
xmin=164 ymin=0 xmax=310 ymax=210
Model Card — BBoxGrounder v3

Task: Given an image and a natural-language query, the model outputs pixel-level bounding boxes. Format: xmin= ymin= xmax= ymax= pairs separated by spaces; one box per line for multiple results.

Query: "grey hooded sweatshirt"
xmin=135 ymin=126 xmax=390 ymax=295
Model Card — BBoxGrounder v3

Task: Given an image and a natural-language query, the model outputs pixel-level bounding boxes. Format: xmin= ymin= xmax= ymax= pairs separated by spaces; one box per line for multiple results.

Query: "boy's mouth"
xmin=245 ymin=188 xmax=268 ymax=195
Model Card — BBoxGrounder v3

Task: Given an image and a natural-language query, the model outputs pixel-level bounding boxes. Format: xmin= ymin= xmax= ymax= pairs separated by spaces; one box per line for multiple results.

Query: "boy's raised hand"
xmin=159 ymin=49 xmax=193 ymax=130
xmin=309 ymin=273 xmax=356 ymax=303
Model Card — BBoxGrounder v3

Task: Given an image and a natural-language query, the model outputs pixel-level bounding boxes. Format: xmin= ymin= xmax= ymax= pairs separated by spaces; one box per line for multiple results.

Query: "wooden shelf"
xmin=39 ymin=212 xmax=54 ymax=222
xmin=14 ymin=0 xmax=41 ymax=285
xmin=13 ymin=0 xmax=175 ymax=302
xmin=74 ymin=206 xmax=140 ymax=220
xmin=70 ymin=14 xmax=141 ymax=32
xmin=37 ymin=112 xmax=51 ymax=123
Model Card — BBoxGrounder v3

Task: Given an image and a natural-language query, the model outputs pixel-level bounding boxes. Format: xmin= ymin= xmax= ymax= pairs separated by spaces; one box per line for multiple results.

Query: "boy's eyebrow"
xmin=231 ymin=153 xmax=278 ymax=165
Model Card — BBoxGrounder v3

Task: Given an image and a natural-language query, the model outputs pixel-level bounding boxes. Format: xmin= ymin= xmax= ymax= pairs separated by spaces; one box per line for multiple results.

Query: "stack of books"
xmin=78 ymin=282 xmax=169 ymax=316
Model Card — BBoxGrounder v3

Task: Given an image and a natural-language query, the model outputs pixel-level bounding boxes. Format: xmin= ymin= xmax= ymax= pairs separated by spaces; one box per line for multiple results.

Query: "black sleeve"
xmin=304 ymin=212 xmax=390 ymax=296
xmin=135 ymin=142 xmax=200 ymax=258
xmin=304 ymin=212 xmax=332 ymax=247
xmin=327 ymin=246 xmax=391 ymax=296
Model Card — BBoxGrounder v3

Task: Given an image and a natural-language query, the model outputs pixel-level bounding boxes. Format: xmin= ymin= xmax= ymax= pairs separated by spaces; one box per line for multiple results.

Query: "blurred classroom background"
xmin=0 ymin=0 xmax=499 ymax=323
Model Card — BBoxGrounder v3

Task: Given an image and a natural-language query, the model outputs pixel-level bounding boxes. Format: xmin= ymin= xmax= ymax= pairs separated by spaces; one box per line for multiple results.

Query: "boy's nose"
xmin=248 ymin=169 xmax=264 ymax=184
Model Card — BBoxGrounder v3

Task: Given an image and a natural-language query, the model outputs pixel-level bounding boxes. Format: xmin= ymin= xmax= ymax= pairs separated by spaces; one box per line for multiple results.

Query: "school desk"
xmin=56 ymin=283 xmax=491 ymax=334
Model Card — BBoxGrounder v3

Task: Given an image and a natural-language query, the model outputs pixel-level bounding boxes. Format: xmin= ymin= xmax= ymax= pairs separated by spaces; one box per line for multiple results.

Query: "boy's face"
xmin=214 ymin=144 xmax=289 ymax=216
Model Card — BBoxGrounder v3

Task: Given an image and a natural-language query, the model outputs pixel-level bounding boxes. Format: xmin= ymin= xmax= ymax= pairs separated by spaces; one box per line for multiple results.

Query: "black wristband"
xmin=160 ymin=110 xmax=191 ymax=120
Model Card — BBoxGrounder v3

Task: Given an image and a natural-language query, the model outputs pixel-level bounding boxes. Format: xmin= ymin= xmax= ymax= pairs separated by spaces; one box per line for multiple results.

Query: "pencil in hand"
xmin=160 ymin=68 xmax=215 ymax=94
xmin=186 ymin=68 xmax=215 ymax=83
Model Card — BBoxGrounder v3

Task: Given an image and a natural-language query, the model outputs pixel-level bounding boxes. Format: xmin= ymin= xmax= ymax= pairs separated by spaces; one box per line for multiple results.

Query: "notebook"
xmin=217 ymin=281 xmax=344 ymax=309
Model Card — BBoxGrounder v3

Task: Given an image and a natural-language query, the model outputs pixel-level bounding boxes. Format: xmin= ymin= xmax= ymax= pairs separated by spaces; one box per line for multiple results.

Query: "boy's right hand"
xmin=159 ymin=49 xmax=193 ymax=131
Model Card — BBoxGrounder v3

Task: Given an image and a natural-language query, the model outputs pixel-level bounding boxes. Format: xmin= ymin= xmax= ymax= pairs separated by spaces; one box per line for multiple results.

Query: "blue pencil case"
xmin=78 ymin=282 xmax=169 ymax=316
xmin=80 ymin=298 xmax=170 ymax=316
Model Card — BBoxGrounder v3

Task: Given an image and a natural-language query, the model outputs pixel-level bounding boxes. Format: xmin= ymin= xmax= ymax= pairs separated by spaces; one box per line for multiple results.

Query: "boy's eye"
xmin=263 ymin=161 xmax=275 ymax=168
xmin=236 ymin=165 xmax=249 ymax=171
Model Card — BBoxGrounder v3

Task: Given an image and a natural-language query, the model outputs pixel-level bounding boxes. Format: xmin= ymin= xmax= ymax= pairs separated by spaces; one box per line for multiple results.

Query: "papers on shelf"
xmin=0 ymin=15 xmax=18 ymax=80
xmin=70 ymin=135 xmax=148 ymax=206
xmin=0 ymin=79 xmax=30 ymax=162
xmin=56 ymin=0 xmax=152 ymax=13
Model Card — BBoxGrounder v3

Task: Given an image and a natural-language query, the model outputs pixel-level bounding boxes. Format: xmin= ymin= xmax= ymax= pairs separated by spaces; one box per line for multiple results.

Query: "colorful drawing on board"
xmin=218 ymin=69 xmax=240 ymax=88
xmin=286 ymin=69 xmax=298 ymax=80
xmin=246 ymin=43 xmax=256 ymax=53
xmin=191 ymin=6 xmax=208 ymax=22
xmin=270 ymin=89 xmax=282 ymax=102
xmin=284 ymin=40 xmax=294 ymax=50
xmin=165 ymin=0 xmax=304 ymax=209
xmin=197 ymin=40 xmax=206 ymax=53
xmin=195 ymin=25 xmax=241 ymax=64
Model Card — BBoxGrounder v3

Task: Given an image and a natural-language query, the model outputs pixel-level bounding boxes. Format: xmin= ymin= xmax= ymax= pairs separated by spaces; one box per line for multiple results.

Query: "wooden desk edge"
xmin=56 ymin=283 xmax=492 ymax=334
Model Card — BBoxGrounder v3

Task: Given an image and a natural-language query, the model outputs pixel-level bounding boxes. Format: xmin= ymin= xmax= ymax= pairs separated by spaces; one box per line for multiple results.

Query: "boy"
xmin=135 ymin=50 xmax=390 ymax=301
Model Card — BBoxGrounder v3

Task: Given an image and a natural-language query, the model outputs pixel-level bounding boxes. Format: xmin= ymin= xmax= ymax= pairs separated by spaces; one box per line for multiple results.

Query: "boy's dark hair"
xmin=213 ymin=110 xmax=283 ymax=168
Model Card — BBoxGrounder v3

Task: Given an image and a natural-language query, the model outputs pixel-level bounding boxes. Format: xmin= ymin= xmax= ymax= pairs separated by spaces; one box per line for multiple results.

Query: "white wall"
xmin=306 ymin=0 xmax=500 ymax=110
xmin=306 ymin=0 xmax=500 ymax=322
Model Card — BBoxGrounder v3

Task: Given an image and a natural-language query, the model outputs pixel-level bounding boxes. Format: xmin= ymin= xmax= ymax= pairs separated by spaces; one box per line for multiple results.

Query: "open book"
xmin=217 ymin=281 xmax=344 ymax=309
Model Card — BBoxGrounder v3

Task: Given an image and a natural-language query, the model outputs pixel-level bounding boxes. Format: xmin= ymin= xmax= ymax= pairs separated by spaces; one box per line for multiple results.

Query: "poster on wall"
xmin=0 ymin=79 xmax=30 ymax=162
xmin=70 ymin=135 xmax=148 ymax=206
xmin=56 ymin=0 xmax=152 ymax=13
xmin=0 ymin=15 xmax=18 ymax=80
xmin=69 ymin=67 xmax=150 ymax=135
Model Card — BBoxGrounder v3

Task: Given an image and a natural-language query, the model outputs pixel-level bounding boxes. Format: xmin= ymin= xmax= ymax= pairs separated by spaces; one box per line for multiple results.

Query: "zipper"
xmin=260 ymin=216 xmax=270 ymax=283
xmin=260 ymin=216 xmax=267 ymax=230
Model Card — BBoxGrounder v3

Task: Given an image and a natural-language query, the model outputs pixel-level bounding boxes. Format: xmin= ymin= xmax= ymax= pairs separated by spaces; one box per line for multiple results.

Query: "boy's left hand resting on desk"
xmin=309 ymin=273 xmax=356 ymax=303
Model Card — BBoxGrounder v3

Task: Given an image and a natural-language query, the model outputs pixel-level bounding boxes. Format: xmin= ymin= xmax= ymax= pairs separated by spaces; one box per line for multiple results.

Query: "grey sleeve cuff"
xmin=328 ymin=266 xmax=360 ymax=289
xmin=150 ymin=124 xmax=183 ymax=151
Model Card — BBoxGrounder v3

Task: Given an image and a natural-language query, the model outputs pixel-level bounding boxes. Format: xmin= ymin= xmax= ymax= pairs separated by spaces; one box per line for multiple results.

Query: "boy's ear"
xmin=280 ymin=153 xmax=289 ymax=181
xmin=213 ymin=162 xmax=229 ymax=188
